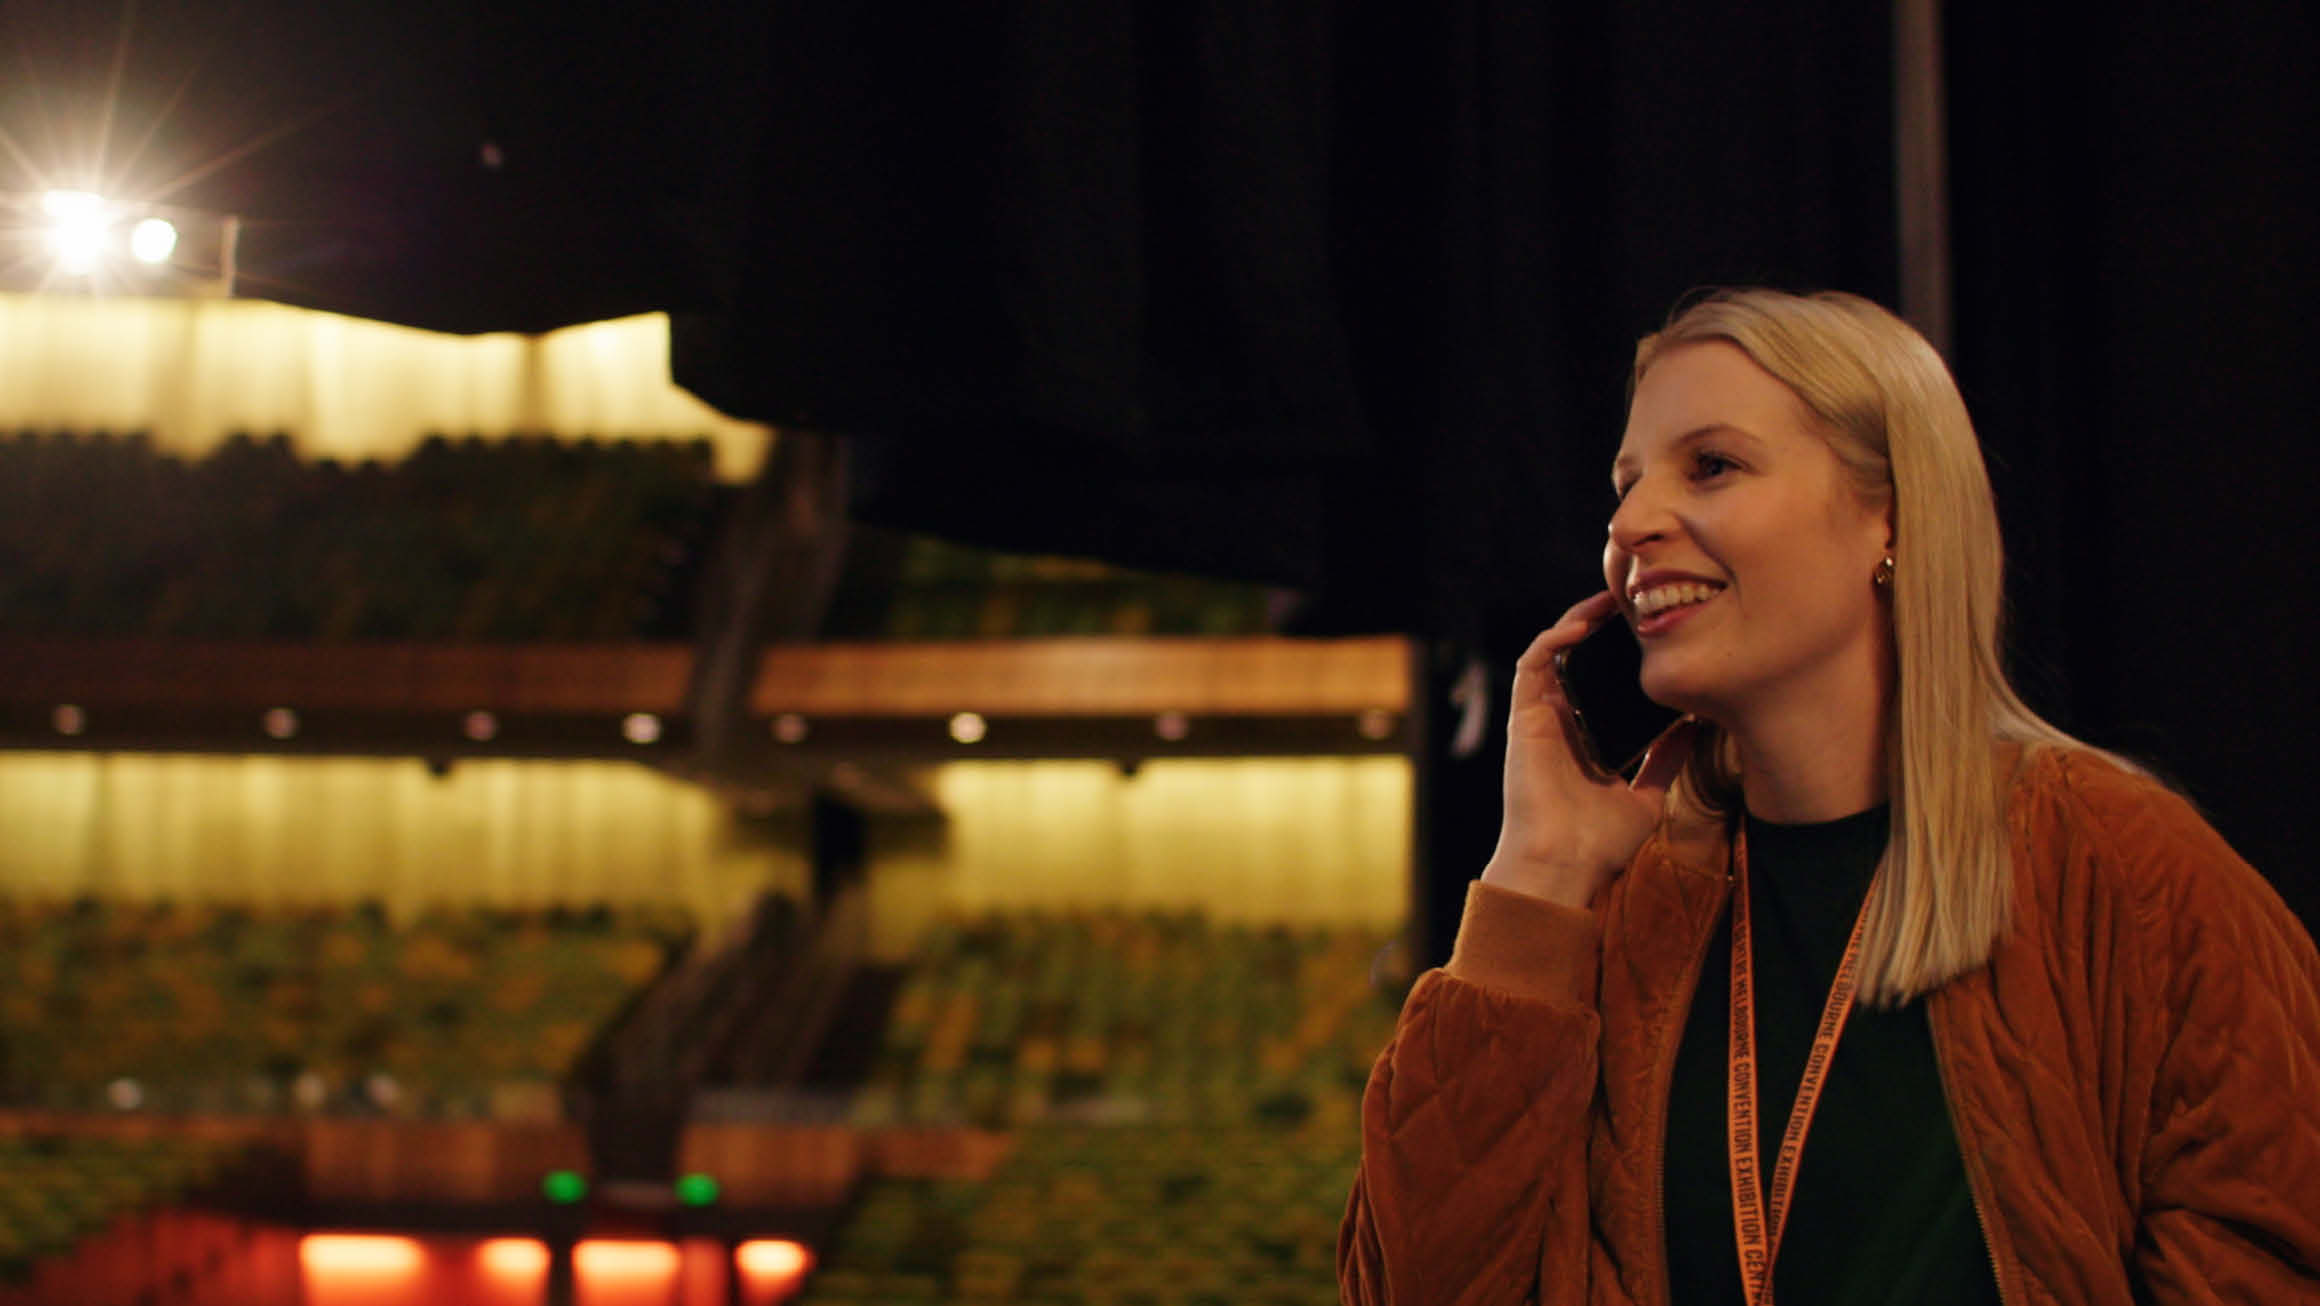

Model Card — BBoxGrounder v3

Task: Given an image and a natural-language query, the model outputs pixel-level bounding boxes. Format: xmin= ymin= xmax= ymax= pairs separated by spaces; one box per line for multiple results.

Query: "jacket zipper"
xmin=1647 ymin=876 xmax=1728 ymax=1306
xmin=1929 ymin=994 xmax=2020 ymax=1306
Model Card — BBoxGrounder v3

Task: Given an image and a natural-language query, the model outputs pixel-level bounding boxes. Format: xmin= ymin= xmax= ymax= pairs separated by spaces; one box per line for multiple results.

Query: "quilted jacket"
xmin=1339 ymin=747 xmax=2320 ymax=1305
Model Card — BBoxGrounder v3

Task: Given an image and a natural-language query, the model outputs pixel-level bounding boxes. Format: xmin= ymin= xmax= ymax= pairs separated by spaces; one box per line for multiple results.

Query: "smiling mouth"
xmin=1630 ymin=580 xmax=1724 ymax=619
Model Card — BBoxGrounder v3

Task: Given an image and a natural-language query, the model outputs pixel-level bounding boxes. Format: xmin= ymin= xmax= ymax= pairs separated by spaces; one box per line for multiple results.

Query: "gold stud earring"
xmin=1873 ymin=555 xmax=1896 ymax=588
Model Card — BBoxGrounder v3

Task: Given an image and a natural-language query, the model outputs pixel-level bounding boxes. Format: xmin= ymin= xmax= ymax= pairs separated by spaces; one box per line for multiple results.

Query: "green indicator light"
xmin=542 ymin=1170 xmax=589 ymax=1205
xmin=675 ymin=1173 xmax=720 ymax=1207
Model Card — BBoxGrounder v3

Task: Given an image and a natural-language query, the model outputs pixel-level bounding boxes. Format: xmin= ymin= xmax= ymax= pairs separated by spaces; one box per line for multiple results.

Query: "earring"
xmin=1873 ymin=555 xmax=1896 ymax=588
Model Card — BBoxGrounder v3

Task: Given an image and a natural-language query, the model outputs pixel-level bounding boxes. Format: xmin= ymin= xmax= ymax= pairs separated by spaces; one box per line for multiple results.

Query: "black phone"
xmin=1554 ymin=616 xmax=1683 ymax=777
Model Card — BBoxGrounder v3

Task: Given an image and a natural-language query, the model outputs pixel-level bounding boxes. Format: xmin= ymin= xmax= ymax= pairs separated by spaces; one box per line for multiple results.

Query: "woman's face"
xmin=1603 ymin=340 xmax=1892 ymax=726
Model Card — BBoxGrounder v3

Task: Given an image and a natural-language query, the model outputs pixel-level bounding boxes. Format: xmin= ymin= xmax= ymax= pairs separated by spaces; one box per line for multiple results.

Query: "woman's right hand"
xmin=1480 ymin=591 xmax=1698 ymax=908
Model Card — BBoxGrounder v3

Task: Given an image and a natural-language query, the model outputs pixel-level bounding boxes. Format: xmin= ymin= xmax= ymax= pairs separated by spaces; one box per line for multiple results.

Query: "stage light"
xmin=735 ymin=1238 xmax=812 ymax=1280
xmin=772 ymin=713 xmax=809 ymax=743
xmin=478 ymin=1238 xmax=549 ymax=1277
xmin=949 ymin=712 xmax=987 ymax=744
xmin=52 ymin=704 xmax=86 ymax=736
xmin=130 ymin=217 xmax=177 ymax=264
xmin=574 ymin=1240 xmax=679 ymax=1278
xmin=463 ymin=710 xmax=499 ymax=741
xmin=41 ymin=189 xmax=102 ymax=218
xmin=41 ymin=190 xmax=106 ymax=275
xmin=106 ymin=1077 xmax=144 ymax=1110
xmin=622 ymin=712 xmax=661 ymax=745
xmin=263 ymin=707 xmax=299 ymax=739
xmin=299 ymin=1234 xmax=423 ymax=1276
xmin=1155 ymin=711 xmax=1190 ymax=742
xmin=542 ymin=1169 xmax=589 ymax=1204
xmin=674 ymin=1172 xmax=720 ymax=1206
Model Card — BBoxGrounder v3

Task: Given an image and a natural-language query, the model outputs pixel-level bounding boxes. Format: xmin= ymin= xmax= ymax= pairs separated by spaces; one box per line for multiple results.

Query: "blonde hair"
xmin=1634 ymin=288 xmax=2133 ymax=1005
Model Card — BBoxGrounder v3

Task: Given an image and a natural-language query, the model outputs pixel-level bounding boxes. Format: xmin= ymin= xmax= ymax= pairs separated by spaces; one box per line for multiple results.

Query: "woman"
xmin=1337 ymin=289 xmax=2320 ymax=1305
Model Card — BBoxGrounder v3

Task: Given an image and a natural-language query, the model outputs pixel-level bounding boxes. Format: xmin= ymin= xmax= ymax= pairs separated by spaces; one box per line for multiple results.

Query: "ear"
xmin=1850 ymin=488 xmax=1896 ymax=562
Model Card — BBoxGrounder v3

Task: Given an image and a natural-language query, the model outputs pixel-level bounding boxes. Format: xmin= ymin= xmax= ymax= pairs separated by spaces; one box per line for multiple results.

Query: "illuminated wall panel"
xmin=0 ymin=293 xmax=768 ymax=479
xmin=0 ymin=753 xmax=804 ymax=925
xmin=868 ymin=757 xmax=1410 ymax=956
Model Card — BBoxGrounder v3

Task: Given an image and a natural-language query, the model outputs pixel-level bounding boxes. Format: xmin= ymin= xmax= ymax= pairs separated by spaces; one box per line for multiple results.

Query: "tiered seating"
xmin=0 ymin=898 xmax=693 ymax=1117
xmin=798 ymin=912 xmax=1394 ymax=1300
xmin=821 ymin=530 xmax=1280 ymax=640
xmin=848 ymin=912 xmax=1399 ymax=1130
xmin=0 ymin=1133 xmax=244 ymax=1285
xmin=0 ymin=429 xmax=723 ymax=639
xmin=800 ymin=1124 xmax=1355 ymax=1306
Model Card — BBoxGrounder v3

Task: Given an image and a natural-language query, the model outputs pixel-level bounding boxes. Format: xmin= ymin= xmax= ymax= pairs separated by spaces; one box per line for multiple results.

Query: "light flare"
xmin=299 ymin=1234 xmax=423 ymax=1276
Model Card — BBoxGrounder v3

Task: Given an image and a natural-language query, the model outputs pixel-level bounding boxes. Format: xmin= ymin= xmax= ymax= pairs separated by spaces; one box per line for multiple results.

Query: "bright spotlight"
xmin=40 ymin=189 xmax=103 ymax=219
xmin=130 ymin=217 xmax=178 ymax=264
xmin=42 ymin=190 xmax=109 ymax=275
xmin=948 ymin=712 xmax=988 ymax=744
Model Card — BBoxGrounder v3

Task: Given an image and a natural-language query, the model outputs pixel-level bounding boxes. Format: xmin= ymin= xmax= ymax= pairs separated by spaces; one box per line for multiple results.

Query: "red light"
xmin=575 ymin=1239 xmax=680 ymax=1278
xmin=736 ymin=1239 xmax=813 ymax=1302
xmin=736 ymin=1239 xmax=811 ymax=1278
xmin=300 ymin=1234 xmax=423 ymax=1276
xmin=478 ymin=1238 xmax=549 ymax=1278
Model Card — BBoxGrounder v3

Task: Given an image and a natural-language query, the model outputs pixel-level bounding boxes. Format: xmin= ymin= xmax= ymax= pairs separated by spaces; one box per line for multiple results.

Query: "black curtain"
xmin=1946 ymin=1 xmax=2318 ymax=928
xmin=669 ymin=1 xmax=1898 ymax=644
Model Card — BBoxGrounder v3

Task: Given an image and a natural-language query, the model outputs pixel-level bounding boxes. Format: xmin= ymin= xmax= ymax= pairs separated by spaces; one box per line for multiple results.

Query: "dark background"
xmin=6 ymin=0 xmax=2312 ymax=959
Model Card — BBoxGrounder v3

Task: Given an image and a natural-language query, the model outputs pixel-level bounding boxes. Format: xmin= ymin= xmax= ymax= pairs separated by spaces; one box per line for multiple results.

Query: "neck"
xmin=1728 ymin=654 xmax=1893 ymax=825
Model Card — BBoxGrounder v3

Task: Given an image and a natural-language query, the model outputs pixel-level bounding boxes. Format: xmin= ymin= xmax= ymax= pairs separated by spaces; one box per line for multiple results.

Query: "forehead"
xmin=1616 ymin=340 xmax=1819 ymax=463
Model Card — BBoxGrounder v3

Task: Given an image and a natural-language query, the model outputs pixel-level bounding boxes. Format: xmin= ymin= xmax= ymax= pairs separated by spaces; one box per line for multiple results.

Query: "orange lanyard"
xmin=1726 ymin=826 xmax=1877 ymax=1306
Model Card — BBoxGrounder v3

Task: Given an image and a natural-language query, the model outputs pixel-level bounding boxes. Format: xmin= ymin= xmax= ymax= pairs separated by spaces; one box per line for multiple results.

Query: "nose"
xmin=1606 ymin=473 xmax=1677 ymax=555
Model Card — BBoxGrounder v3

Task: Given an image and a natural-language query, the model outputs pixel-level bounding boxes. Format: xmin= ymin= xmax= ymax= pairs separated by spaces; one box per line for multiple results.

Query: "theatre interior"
xmin=4 ymin=5 xmax=2313 ymax=1305
xmin=0 ymin=263 xmax=1426 ymax=1305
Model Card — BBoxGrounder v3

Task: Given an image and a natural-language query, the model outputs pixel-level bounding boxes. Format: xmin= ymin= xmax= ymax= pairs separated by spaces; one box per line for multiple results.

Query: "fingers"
xmin=1514 ymin=591 xmax=1621 ymax=670
xmin=1511 ymin=591 xmax=1622 ymax=707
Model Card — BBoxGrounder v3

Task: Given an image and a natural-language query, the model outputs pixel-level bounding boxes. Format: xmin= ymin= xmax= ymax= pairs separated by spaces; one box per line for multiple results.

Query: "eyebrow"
xmin=1610 ymin=423 xmax=1759 ymax=483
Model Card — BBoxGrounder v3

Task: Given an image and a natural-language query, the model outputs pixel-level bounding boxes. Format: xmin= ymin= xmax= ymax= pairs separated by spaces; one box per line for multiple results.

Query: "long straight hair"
xmin=1634 ymin=289 xmax=2135 ymax=1006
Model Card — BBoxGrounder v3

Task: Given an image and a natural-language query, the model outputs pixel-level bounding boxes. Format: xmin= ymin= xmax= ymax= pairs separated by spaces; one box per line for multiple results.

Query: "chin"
xmin=1637 ymin=665 xmax=1720 ymax=722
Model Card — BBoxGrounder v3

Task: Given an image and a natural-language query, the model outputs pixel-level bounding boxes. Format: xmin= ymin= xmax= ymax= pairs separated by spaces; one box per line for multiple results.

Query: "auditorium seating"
xmin=0 ymin=431 xmax=1277 ymax=646
xmin=847 ymin=911 xmax=1398 ymax=1130
xmin=0 ymin=1132 xmax=246 ymax=1286
xmin=797 ymin=1124 xmax=1356 ymax=1306
xmin=822 ymin=530 xmax=1278 ymax=640
xmin=782 ymin=911 xmax=1397 ymax=1302
xmin=0 ymin=429 xmax=723 ymax=640
xmin=0 ymin=896 xmax=693 ymax=1118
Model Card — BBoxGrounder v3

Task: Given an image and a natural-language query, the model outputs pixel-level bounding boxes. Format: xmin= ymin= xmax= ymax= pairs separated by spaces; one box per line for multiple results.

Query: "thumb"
xmin=1629 ymin=715 xmax=1701 ymax=805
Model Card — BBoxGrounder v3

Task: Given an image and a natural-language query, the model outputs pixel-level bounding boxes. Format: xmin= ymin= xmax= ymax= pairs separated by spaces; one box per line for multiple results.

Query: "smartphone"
xmin=1554 ymin=616 xmax=1682 ymax=777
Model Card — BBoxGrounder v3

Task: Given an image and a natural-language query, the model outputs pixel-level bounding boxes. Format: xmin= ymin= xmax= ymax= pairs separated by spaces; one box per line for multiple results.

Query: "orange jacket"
xmin=1339 ymin=748 xmax=2320 ymax=1305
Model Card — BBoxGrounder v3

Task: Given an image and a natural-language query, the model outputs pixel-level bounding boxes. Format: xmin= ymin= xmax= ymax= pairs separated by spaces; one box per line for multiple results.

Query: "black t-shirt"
xmin=1662 ymin=805 xmax=2002 ymax=1305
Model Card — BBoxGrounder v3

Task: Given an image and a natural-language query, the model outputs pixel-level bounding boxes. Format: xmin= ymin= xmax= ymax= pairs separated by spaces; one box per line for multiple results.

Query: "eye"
xmin=1689 ymin=449 xmax=1738 ymax=481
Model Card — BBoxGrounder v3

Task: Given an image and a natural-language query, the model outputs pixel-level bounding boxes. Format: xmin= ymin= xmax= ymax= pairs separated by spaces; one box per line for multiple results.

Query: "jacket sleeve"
xmin=1338 ymin=880 xmax=1604 ymax=1306
xmin=2124 ymin=787 xmax=2320 ymax=1303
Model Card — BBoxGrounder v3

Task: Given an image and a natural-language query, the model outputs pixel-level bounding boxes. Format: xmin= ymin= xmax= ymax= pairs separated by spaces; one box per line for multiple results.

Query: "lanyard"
xmin=1726 ymin=825 xmax=1878 ymax=1306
